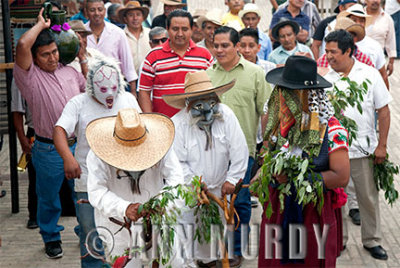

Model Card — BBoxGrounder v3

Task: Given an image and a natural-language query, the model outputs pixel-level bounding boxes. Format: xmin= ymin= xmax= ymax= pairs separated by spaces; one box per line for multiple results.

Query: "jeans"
xmin=234 ymin=156 xmax=254 ymax=256
xmin=391 ymin=10 xmax=400 ymax=58
xmin=75 ymin=192 xmax=104 ymax=268
xmin=32 ymin=140 xmax=76 ymax=243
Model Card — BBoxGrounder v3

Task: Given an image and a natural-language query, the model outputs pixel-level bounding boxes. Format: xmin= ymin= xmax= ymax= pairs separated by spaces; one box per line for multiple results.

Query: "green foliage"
xmin=370 ymin=154 xmax=400 ymax=206
xmin=327 ymin=77 xmax=369 ymax=146
xmin=250 ymin=151 xmax=324 ymax=219
xmin=191 ymin=176 xmax=224 ymax=244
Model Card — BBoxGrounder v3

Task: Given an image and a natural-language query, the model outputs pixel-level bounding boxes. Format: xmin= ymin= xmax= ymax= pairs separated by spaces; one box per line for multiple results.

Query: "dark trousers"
xmin=26 ymin=127 xmax=37 ymax=221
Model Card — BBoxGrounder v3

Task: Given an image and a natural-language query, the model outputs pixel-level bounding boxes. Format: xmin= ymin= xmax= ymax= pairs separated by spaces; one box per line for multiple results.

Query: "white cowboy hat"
xmin=238 ymin=3 xmax=261 ymax=19
xmin=337 ymin=3 xmax=373 ymax=27
xmin=196 ymin=8 xmax=224 ymax=28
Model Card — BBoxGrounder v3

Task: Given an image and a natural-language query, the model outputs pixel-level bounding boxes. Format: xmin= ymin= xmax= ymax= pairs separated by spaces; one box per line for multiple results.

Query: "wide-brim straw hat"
xmin=68 ymin=20 xmax=92 ymax=35
xmin=271 ymin=18 xmax=300 ymax=40
xmin=86 ymin=108 xmax=175 ymax=172
xmin=118 ymin=1 xmax=149 ymax=23
xmin=266 ymin=56 xmax=332 ymax=90
xmin=163 ymin=71 xmax=235 ymax=109
xmin=335 ymin=17 xmax=365 ymax=41
xmin=196 ymin=8 xmax=224 ymax=28
xmin=337 ymin=3 xmax=373 ymax=27
xmin=161 ymin=0 xmax=187 ymax=6
xmin=239 ymin=3 xmax=261 ymax=19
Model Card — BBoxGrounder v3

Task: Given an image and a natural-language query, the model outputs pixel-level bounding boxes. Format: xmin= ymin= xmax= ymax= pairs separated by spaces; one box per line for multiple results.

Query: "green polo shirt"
xmin=207 ymin=56 xmax=272 ymax=158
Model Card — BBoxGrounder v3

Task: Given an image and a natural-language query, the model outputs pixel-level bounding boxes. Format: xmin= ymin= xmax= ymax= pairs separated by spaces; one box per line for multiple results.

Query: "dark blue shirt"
xmin=270 ymin=7 xmax=310 ymax=32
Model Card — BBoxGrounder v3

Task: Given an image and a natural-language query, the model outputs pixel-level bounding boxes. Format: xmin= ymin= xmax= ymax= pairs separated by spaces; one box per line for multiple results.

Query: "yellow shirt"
xmin=221 ymin=12 xmax=245 ymax=30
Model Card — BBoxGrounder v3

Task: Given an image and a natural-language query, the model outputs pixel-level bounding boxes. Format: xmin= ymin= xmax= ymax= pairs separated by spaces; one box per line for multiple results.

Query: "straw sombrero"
xmin=334 ymin=17 xmax=365 ymax=41
xmin=118 ymin=1 xmax=149 ymax=23
xmin=86 ymin=108 xmax=175 ymax=171
xmin=162 ymin=71 xmax=235 ymax=110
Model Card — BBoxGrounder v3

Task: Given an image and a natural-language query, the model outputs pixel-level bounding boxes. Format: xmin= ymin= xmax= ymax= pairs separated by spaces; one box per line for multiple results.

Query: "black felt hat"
xmin=271 ymin=18 xmax=300 ymax=40
xmin=266 ymin=56 xmax=332 ymax=90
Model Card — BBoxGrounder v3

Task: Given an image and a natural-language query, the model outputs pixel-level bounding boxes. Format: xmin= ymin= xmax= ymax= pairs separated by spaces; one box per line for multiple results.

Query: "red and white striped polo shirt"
xmin=139 ymin=39 xmax=213 ymax=117
xmin=317 ymin=46 xmax=375 ymax=68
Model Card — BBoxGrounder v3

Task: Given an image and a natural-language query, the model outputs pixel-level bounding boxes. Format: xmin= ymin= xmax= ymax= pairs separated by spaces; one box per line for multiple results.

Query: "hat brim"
xmin=196 ymin=15 xmax=222 ymax=28
xmin=74 ymin=29 xmax=93 ymax=35
xmin=162 ymin=79 xmax=236 ymax=109
xmin=271 ymin=20 xmax=300 ymax=40
xmin=346 ymin=24 xmax=365 ymax=40
xmin=238 ymin=9 xmax=261 ymax=19
xmin=161 ymin=0 xmax=187 ymax=6
xmin=338 ymin=10 xmax=373 ymax=27
xmin=86 ymin=113 xmax=174 ymax=171
xmin=118 ymin=6 xmax=150 ymax=24
xmin=266 ymin=67 xmax=332 ymax=89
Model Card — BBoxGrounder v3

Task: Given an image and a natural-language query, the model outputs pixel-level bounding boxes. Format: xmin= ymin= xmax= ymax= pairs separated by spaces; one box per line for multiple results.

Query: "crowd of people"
xmin=11 ymin=0 xmax=397 ymax=267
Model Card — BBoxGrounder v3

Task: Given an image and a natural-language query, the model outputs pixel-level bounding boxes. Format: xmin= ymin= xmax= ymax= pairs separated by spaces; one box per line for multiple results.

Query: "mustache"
xmin=189 ymin=111 xmax=223 ymax=126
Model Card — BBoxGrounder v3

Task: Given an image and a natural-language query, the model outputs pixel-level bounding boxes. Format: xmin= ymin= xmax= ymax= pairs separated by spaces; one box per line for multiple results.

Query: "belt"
xmin=35 ymin=135 xmax=77 ymax=146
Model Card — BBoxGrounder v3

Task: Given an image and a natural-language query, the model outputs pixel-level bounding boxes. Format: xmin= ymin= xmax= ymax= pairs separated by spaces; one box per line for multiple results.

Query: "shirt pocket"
xmin=223 ymin=84 xmax=254 ymax=107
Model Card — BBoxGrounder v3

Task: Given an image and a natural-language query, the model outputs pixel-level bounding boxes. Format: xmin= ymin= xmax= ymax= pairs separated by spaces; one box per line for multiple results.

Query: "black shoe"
xmin=229 ymin=255 xmax=243 ymax=268
xmin=363 ymin=245 xmax=388 ymax=260
xmin=251 ymin=200 xmax=259 ymax=208
xmin=26 ymin=219 xmax=38 ymax=229
xmin=196 ymin=260 xmax=217 ymax=267
xmin=349 ymin=209 xmax=361 ymax=225
xmin=45 ymin=240 xmax=63 ymax=259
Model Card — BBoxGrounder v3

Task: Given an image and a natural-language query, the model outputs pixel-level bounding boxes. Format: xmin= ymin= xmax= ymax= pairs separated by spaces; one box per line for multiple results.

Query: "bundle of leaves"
xmin=191 ymin=176 xmax=224 ymax=244
xmin=370 ymin=154 xmax=400 ymax=206
xmin=250 ymin=151 xmax=324 ymax=219
xmin=327 ymin=77 xmax=369 ymax=146
xmin=137 ymin=184 xmax=194 ymax=266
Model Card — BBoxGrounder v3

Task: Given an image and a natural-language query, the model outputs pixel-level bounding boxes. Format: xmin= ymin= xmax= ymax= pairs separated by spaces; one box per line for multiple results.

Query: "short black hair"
xmin=45 ymin=0 xmax=62 ymax=10
xmin=31 ymin=29 xmax=56 ymax=58
xmin=86 ymin=0 xmax=103 ymax=9
xmin=214 ymin=26 xmax=239 ymax=45
xmin=239 ymin=28 xmax=259 ymax=44
xmin=325 ymin=29 xmax=355 ymax=57
xmin=166 ymin=9 xmax=193 ymax=29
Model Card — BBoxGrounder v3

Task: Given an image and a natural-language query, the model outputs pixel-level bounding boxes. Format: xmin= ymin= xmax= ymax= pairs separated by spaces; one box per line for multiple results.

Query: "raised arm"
xmin=15 ymin=8 xmax=50 ymax=70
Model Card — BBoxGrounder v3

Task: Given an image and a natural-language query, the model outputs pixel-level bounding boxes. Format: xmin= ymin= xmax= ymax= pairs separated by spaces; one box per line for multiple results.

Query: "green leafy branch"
xmin=327 ymin=77 xmax=369 ymax=146
xmin=250 ymin=151 xmax=324 ymax=219
xmin=370 ymin=154 xmax=400 ymax=206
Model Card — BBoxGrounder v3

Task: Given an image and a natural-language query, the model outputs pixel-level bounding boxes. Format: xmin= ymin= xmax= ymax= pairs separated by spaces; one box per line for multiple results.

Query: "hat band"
xmin=283 ymin=77 xmax=320 ymax=87
xmin=113 ymin=127 xmax=148 ymax=146
xmin=350 ymin=10 xmax=366 ymax=16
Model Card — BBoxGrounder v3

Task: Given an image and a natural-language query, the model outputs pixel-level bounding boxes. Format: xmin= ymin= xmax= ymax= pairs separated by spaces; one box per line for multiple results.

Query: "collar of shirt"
xmin=213 ymin=54 xmax=245 ymax=71
xmin=277 ymin=42 xmax=300 ymax=54
xmin=283 ymin=6 xmax=306 ymax=18
xmin=162 ymin=39 xmax=196 ymax=53
xmin=327 ymin=57 xmax=359 ymax=77
xmin=124 ymin=27 xmax=145 ymax=40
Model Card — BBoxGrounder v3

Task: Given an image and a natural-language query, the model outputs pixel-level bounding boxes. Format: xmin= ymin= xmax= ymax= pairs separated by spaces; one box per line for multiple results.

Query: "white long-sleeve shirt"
xmin=171 ymin=103 xmax=248 ymax=190
xmin=86 ymin=148 xmax=183 ymax=260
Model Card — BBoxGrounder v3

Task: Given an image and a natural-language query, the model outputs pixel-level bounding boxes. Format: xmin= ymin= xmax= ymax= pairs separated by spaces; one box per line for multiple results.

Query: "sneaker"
xmin=45 ymin=240 xmax=63 ymax=259
xmin=26 ymin=219 xmax=38 ymax=229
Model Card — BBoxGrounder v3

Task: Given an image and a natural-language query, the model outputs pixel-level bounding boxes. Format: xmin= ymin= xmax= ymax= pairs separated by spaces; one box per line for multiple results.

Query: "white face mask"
xmin=93 ymin=66 xmax=119 ymax=109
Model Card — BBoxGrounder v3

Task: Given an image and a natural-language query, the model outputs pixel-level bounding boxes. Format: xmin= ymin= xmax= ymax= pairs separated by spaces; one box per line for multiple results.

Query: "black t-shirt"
xmin=151 ymin=14 xmax=167 ymax=29
xmin=313 ymin=15 xmax=336 ymax=41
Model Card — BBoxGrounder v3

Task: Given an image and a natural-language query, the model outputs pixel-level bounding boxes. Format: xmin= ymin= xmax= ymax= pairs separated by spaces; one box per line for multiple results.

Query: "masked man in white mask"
xmin=53 ymin=52 xmax=141 ymax=268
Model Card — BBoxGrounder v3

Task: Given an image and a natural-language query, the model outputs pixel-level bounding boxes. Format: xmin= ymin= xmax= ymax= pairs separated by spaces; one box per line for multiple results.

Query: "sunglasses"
xmin=151 ymin=37 xmax=168 ymax=45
